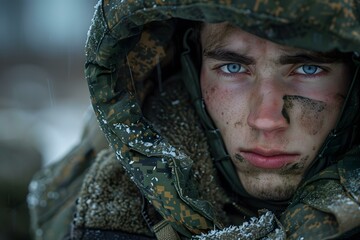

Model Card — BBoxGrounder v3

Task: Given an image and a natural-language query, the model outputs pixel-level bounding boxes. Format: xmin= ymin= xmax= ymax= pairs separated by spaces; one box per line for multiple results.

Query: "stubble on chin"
xmin=233 ymin=154 xmax=307 ymax=200
xmin=239 ymin=173 xmax=302 ymax=200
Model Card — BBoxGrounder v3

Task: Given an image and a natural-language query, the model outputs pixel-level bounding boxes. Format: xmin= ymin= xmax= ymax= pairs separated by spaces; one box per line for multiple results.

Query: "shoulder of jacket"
xmin=282 ymin=147 xmax=360 ymax=239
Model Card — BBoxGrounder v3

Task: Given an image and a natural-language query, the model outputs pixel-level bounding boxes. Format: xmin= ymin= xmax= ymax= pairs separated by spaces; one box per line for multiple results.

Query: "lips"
xmin=240 ymin=148 xmax=299 ymax=169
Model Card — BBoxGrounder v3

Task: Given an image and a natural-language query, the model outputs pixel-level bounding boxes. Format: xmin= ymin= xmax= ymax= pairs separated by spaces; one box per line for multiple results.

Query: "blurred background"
xmin=0 ymin=0 xmax=98 ymax=239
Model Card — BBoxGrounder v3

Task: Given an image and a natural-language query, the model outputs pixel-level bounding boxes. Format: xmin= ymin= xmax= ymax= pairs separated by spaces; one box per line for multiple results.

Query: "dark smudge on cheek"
xmin=233 ymin=154 xmax=247 ymax=172
xmin=281 ymin=107 xmax=291 ymax=124
xmin=285 ymin=155 xmax=309 ymax=173
xmin=281 ymin=155 xmax=309 ymax=175
xmin=234 ymin=153 xmax=245 ymax=163
xmin=282 ymin=95 xmax=326 ymax=135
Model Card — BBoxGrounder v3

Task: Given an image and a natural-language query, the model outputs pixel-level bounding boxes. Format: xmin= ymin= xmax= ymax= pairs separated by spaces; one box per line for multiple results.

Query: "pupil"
xmin=227 ymin=64 xmax=240 ymax=73
xmin=303 ymin=65 xmax=317 ymax=74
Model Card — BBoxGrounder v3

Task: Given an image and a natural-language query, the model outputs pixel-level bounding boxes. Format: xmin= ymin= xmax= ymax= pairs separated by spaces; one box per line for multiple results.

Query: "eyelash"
xmin=215 ymin=63 xmax=249 ymax=77
xmin=215 ymin=63 xmax=328 ymax=78
xmin=292 ymin=65 xmax=327 ymax=77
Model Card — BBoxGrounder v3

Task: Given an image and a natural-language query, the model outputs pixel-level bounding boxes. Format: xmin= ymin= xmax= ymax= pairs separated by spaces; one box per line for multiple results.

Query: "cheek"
xmin=201 ymin=72 xmax=230 ymax=123
xmin=202 ymin=85 xmax=217 ymax=105
xmin=202 ymin=85 xmax=231 ymax=127
xmin=201 ymin=74 xmax=248 ymax=139
xmin=283 ymin=95 xmax=343 ymax=136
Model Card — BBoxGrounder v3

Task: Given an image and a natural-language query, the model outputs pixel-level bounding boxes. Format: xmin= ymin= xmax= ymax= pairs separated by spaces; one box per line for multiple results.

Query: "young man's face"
xmin=200 ymin=23 xmax=350 ymax=200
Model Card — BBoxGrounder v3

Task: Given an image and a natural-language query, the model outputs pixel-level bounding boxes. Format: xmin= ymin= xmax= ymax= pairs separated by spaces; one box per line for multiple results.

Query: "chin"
xmin=248 ymin=187 xmax=297 ymax=201
xmin=239 ymin=173 xmax=302 ymax=201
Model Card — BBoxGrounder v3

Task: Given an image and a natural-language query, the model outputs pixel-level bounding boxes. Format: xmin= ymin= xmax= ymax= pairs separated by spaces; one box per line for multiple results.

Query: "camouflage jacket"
xmin=28 ymin=0 xmax=360 ymax=239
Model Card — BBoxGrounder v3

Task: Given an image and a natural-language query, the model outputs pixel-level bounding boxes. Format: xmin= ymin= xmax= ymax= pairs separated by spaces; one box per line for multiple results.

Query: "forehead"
xmin=200 ymin=22 xmax=352 ymax=62
xmin=200 ymin=22 xmax=295 ymax=53
xmin=200 ymin=23 xmax=235 ymax=50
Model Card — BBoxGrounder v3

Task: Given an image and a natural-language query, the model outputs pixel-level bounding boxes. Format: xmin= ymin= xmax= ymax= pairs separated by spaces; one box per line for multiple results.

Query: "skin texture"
xmin=200 ymin=23 xmax=350 ymax=201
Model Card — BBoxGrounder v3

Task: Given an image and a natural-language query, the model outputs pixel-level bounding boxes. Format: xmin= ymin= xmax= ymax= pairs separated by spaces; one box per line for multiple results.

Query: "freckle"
xmin=221 ymin=112 xmax=224 ymax=116
xmin=312 ymin=146 xmax=316 ymax=151
xmin=226 ymin=121 xmax=229 ymax=125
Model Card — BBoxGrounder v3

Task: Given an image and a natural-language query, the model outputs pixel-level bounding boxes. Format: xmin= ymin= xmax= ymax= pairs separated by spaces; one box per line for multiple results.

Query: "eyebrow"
xmin=278 ymin=53 xmax=343 ymax=65
xmin=204 ymin=48 xmax=347 ymax=66
xmin=203 ymin=49 xmax=255 ymax=65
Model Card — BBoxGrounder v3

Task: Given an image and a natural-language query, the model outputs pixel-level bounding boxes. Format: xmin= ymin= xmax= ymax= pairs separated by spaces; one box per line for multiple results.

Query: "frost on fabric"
xmin=113 ymin=122 xmax=187 ymax=161
xmin=27 ymin=181 xmax=46 ymax=208
xmin=85 ymin=0 xmax=106 ymax=59
xmin=27 ymin=167 xmax=63 ymax=238
xmin=344 ymin=168 xmax=360 ymax=199
xmin=192 ymin=211 xmax=285 ymax=240
xmin=305 ymin=180 xmax=360 ymax=216
xmin=302 ymin=179 xmax=360 ymax=232
xmin=86 ymin=0 xmax=101 ymax=41
xmin=27 ymin=168 xmax=58 ymax=209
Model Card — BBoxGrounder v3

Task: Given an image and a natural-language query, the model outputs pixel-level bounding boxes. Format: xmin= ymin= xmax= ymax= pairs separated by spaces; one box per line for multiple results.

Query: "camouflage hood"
xmin=85 ymin=0 xmax=360 ymax=237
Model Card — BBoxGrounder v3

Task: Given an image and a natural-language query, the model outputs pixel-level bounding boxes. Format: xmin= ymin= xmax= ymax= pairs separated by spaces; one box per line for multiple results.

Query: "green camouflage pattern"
xmin=84 ymin=0 xmax=360 ymax=238
xmin=85 ymin=0 xmax=360 ymax=237
xmin=281 ymin=147 xmax=360 ymax=239
xmin=27 ymin=110 xmax=108 ymax=240
xmin=71 ymin=79 xmax=233 ymax=236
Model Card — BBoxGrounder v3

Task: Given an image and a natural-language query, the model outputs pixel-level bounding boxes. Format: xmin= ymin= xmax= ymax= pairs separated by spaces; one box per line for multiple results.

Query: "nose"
xmin=247 ymin=81 xmax=289 ymax=133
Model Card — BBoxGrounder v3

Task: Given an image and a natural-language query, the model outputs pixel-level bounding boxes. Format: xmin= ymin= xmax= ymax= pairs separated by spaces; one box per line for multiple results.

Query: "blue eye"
xmin=220 ymin=63 xmax=246 ymax=73
xmin=296 ymin=65 xmax=322 ymax=75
